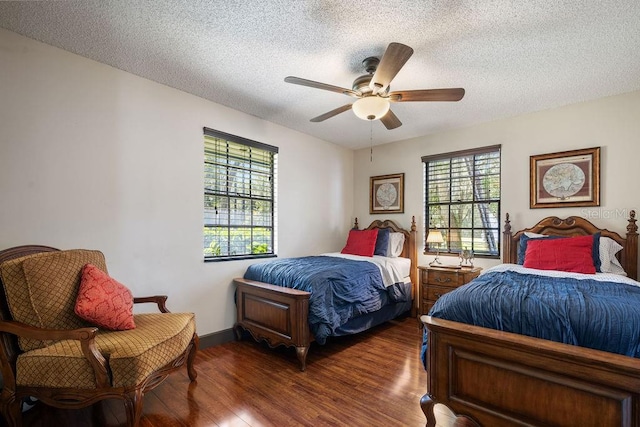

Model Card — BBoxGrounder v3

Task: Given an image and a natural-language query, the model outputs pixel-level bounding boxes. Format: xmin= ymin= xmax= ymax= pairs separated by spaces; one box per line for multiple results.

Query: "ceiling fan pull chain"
xmin=370 ymin=120 xmax=373 ymax=162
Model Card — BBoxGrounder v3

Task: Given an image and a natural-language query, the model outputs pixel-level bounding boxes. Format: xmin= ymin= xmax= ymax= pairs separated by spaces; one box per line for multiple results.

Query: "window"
xmin=423 ymin=145 xmax=501 ymax=258
xmin=203 ymin=128 xmax=278 ymax=261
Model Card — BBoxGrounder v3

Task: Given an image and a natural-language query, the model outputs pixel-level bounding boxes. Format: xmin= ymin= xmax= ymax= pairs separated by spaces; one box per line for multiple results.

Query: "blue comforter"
xmin=422 ymin=268 xmax=640 ymax=368
xmin=244 ymin=256 xmax=407 ymax=344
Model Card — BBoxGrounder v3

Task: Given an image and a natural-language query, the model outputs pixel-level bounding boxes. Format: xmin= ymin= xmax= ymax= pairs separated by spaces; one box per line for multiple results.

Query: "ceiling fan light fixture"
xmin=352 ymin=96 xmax=390 ymax=121
xmin=285 ymin=42 xmax=464 ymax=129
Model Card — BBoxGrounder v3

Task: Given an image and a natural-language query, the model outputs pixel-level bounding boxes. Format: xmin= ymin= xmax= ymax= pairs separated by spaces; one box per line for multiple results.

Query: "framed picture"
xmin=370 ymin=173 xmax=404 ymax=214
xmin=530 ymin=147 xmax=600 ymax=209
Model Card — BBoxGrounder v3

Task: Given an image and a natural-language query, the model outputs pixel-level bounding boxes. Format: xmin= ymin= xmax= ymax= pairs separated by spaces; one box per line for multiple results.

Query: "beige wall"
xmin=3 ymin=26 xmax=639 ymax=336
xmin=0 ymin=28 xmax=354 ymax=336
xmin=354 ymin=90 xmax=640 ymax=270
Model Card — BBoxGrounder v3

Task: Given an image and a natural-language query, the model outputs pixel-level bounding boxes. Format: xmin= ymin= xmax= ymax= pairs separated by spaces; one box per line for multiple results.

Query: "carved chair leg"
xmin=295 ymin=346 xmax=309 ymax=372
xmin=0 ymin=393 xmax=23 ymax=427
xmin=93 ymin=399 xmax=108 ymax=426
xmin=187 ymin=334 xmax=199 ymax=381
xmin=420 ymin=392 xmax=437 ymax=427
xmin=124 ymin=389 xmax=144 ymax=427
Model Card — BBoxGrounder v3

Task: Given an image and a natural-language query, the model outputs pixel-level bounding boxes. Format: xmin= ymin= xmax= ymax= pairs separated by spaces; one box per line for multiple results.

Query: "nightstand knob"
xmin=434 ymin=293 xmax=442 ymax=299
xmin=436 ymin=277 xmax=451 ymax=283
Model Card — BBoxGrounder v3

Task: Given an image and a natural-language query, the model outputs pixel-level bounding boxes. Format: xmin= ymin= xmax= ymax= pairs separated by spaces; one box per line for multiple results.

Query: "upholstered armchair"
xmin=0 ymin=245 xmax=199 ymax=427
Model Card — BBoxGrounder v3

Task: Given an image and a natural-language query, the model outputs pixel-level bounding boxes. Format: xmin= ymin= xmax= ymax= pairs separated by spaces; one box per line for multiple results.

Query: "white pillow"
xmin=524 ymin=232 xmax=547 ymax=238
xmin=387 ymin=232 xmax=405 ymax=258
xmin=599 ymin=236 xmax=626 ymax=276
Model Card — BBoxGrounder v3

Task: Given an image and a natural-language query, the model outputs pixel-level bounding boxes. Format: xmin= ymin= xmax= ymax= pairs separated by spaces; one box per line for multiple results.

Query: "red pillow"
xmin=74 ymin=264 xmax=136 ymax=330
xmin=523 ymin=235 xmax=596 ymax=274
xmin=341 ymin=229 xmax=378 ymax=257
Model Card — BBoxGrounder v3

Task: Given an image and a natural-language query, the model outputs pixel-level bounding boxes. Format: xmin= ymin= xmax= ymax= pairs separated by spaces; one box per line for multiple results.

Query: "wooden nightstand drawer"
xmin=418 ymin=266 xmax=482 ymax=316
xmin=427 ymin=270 xmax=461 ymax=286
xmin=426 ymin=284 xmax=455 ymax=301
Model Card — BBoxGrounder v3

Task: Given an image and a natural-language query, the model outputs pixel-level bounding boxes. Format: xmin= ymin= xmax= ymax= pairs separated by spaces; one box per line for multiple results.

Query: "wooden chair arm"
xmin=0 ymin=319 xmax=97 ymax=342
xmin=0 ymin=320 xmax=110 ymax=388
xmin=134 ymin=295 xmax=169 ymax=313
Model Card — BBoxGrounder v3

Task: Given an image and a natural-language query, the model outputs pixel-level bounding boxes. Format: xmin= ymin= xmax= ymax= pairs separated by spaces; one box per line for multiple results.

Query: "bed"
xmin=421 ymin=211 xmax=640 ymax=427
xmin=233 ymin=217 xmax=418 ymax=371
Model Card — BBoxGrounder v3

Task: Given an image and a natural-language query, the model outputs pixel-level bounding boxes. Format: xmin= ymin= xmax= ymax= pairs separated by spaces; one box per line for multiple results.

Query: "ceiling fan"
xmin=284 ymin=42 xmax=465 ymax=130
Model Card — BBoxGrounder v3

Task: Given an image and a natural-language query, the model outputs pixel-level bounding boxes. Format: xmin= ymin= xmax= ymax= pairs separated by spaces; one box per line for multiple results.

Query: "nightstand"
xmin=419 ymin=266 xmax=482 ymax=316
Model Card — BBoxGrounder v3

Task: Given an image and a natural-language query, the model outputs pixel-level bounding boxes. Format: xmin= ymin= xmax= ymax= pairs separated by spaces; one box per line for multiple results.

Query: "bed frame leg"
xmin=421 ymin=392 xmax=481 ymax=427
xmin=296 ymin=346 xmax=309 ymax=371
xmin=232 ymin=323 xmax=244 ymax=341
xmin=420 ymin=393 xmax=437 ymax=427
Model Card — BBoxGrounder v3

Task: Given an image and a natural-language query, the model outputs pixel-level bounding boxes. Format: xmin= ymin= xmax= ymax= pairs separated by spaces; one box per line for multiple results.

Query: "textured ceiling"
xmin=1 ymin=1 xmax=640 ymax=149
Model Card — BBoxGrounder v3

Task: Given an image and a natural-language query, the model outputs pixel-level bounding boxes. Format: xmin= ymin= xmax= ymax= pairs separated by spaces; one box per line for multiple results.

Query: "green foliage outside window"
xmin=203 ymin=128 xmax=277 ymax=261
xmin=424 ymin=146 xmax=501 ymax=257
xmin=203 ymin=226 xmax=272 ymax=257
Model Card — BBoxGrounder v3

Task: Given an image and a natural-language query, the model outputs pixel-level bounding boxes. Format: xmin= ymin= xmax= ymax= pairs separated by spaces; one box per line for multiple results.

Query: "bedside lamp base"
xmin=429 ymin=251 xmax=442 ymax=267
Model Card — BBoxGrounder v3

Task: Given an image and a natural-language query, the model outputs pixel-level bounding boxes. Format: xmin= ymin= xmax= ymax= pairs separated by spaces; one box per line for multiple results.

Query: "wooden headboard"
xmin=354 ymin=216 xmax=419 ymax=311
xmin=502 ymin=211 xmax=638 ymax=280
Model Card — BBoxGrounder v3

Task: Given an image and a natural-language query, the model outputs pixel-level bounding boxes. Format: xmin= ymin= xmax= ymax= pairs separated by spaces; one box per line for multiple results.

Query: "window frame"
xmin=203 ymin=127 xmax=278 ymax=262
xmin=422 ymin=145 xmax=501 ymax=259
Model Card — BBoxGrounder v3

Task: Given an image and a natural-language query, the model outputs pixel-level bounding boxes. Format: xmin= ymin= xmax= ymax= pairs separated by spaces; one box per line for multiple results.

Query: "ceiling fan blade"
xmin=310 ymin=104 xmax=353 ymax=122
xmin=285 ymin=76 xmax=361 ymax=98
xmin=380 ymin=109 xmax=402 ymax=130
xmin=389 ymin=88 xmax=465 ymax=102
xmin=369 ymin=43 xmax=414 ymax=94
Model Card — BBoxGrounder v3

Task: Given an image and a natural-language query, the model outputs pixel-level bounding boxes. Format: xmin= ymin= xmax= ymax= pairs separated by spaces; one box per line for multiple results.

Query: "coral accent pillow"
xmin=341 ymin=229 xmax=378 ymax=257
xmin=523 ymin=235 xmax=596 ymax=274
xmin=74 ymin=264 xmax=136 ymax=330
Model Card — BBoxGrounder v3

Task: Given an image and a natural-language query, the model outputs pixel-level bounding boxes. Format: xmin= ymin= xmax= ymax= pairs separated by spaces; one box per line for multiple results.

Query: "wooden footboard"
xmin=233 ymin=278 xmax=311 ymax=371
xmin=421 ymin=315 xmax=640 ymax=427
xmin=234 ymin=217 xmax=418 ymax=371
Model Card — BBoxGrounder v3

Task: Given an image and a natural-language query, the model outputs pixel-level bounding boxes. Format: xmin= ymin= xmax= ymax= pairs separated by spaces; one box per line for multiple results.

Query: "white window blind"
xmin=204 ymin=128 xmax=278 ymax=261
xmin=423 ymin=145 xmax=501 ymax=257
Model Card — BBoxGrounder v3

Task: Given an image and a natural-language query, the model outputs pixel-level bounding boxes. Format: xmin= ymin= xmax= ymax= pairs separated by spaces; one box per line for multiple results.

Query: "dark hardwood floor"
xmin=19 ymin=316 xmax=428 ymax=426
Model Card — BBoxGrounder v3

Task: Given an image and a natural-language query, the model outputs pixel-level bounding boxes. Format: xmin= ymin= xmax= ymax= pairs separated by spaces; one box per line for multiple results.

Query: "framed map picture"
xmin=370 ymin=173 xmax=404 ymax=214
xmin=530 ymin=147 xmax=600 ymax=209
